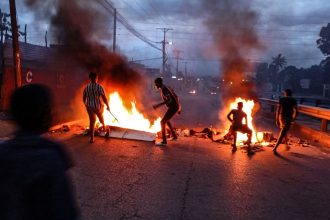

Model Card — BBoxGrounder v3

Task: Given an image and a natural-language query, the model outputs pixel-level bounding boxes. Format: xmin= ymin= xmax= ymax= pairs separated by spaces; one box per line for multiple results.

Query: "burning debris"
xmin=82 ymin=125 xmax=156 ymax=142
xmin=102 ymin=92 xmax=161 ymax=133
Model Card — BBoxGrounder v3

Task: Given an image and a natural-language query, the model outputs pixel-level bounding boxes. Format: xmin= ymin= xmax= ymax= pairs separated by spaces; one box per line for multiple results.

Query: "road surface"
xmin=49 ymin=127 xmax=330 ymax=220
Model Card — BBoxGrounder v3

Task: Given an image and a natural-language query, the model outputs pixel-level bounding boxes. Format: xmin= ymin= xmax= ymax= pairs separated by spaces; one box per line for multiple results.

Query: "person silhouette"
xmin=0 ymin=84 xmax=78 ymax=220
xmin=225 ymin=102 xmax=252 ymax=153
xmin=83 ymin=72 xmax=110 ymax=143
xmin=153 ymin=78 xmax=181 ymax=146
xmin=273 ymin=89 xmax=298 ymax=153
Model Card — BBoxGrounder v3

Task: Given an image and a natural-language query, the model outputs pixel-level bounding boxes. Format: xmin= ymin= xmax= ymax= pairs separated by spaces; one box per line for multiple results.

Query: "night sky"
xmin=1 ymin=0 xmax=330 ymax=75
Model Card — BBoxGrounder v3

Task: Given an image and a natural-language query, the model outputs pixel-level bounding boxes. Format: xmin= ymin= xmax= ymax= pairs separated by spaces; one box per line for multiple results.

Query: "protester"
xmin=153 ymin=77 xmax=181 ymax=146
xmin=273 ymin=89 xmax=298 ymax=153
xmin=225 ymin=102 xmax=253 ymax=153
xmin=83 ymin=72 xmax=110 ymax=143
xmin=0 ymin=84 xmax=78 ymax=220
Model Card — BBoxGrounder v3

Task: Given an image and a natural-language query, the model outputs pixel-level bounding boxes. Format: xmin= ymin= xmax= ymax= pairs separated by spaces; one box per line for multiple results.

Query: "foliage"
xmin=271 ymin=53 xmax=287 ymax=71
xmin=317 ymin=23 xmax=330 ymax=56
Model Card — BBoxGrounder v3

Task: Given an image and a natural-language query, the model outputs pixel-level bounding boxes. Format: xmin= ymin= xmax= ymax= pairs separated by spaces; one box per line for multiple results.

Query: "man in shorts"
xmin=153 ymin=77 xmax=181 ymax=146
xmin=83 ymin=72 xmax=110 ymax=143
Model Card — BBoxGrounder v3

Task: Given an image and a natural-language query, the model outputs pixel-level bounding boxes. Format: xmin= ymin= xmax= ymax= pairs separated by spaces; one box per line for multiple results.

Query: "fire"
xmin=101 ymin=92 xmax=161 ymax=133
xmin=227 ymin=98 xmax=267 ymax=145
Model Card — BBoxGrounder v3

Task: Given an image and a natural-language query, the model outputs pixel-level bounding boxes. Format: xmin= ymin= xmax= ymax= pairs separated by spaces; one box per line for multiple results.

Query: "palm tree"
xmin=270 ymin=54 xmax=287 ymax=92
xmin=271 ymin=53 xmax=287 ymax=71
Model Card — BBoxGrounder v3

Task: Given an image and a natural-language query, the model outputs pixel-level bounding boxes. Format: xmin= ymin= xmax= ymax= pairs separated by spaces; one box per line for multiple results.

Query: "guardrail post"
xmin=321 ymin=119 xmax=328 ymax=132
xmin=300 ymin=98 xmax=304 ymax=104
xmin=315 ymin=99 xmax=320 ymax=107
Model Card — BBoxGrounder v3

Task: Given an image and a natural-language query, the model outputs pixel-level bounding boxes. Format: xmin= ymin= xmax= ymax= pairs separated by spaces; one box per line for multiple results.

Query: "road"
xmin=49 ymin=127 xmax=330 ymax=220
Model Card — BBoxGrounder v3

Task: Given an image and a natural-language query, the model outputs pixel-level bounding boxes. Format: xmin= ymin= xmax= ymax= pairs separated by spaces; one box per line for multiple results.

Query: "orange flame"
xmin=101 ymin=92 xmax=161 ymax=133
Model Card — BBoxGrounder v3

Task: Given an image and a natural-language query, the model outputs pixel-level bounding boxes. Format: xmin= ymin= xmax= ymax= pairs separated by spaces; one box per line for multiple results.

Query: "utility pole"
xmin=157 ymin=28 xmax=172 ymax=77
xmin=9 ymin=0 xmax=22 ymax=88
xmin=183 ymin=61 xmax=188 ymax=77
xmin=113 ymin=8 xmax=117 ymax=53
xmin=173 ymin=49 xmax=183 ymax=76
xmin=24 ymin=24 xmax=26 ymax=43
xmin=0 ymin=9 xmax=4 ymax=43
xmin=45 ymin=30 xmax=48 ymax=47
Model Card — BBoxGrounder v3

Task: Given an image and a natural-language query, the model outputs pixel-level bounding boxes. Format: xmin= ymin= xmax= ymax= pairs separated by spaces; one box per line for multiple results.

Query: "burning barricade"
xmin=82 ymin=92 xmax=161 ymax=142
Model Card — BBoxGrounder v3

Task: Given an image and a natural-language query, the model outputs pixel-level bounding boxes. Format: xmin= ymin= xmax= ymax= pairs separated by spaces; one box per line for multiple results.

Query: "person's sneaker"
xmin=168 ymin=137 xmax=178 ymax=141
xmin=155 ymin=141 xmax=167 ymax=146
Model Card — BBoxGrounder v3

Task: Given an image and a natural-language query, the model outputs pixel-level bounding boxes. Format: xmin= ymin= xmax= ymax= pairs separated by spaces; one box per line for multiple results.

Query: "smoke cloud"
xmin=199 ymin=0 xmax=264 ymax=126
xmin=23 ymin=0 xmax=144 ymax=102
xmin=202 ymin=0 xmax=264 ymax=102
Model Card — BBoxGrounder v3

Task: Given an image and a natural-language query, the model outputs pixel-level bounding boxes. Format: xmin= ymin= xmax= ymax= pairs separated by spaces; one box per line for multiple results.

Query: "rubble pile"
xmin=171 ymin=126 xmax=315 ymax=152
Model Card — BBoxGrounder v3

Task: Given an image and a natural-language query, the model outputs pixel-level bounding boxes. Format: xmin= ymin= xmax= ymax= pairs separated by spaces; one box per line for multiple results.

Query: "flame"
xmin=101 ymin=92 xmax=161 ymax=133
xmin=227 ymin=98 xmax=268 ymax=146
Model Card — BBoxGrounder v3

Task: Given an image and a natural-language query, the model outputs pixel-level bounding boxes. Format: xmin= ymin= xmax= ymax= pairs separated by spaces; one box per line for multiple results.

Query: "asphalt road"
xmin=49 ymin=128 xmax=330 ymax=220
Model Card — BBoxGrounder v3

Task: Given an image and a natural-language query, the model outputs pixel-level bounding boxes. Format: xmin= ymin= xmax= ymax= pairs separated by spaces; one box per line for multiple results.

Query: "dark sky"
xmin=1 ymin=0 xmax=330 ymax=75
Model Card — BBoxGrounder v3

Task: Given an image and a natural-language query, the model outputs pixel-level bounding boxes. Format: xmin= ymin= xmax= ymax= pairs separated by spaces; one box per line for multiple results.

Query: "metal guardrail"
xmin=259 ymin=98 xmax=330 ymax=132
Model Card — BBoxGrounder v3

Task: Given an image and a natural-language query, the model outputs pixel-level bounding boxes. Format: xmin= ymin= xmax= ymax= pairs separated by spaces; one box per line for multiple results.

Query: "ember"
xmin=100 ymin=92 xmax=161 ymax=133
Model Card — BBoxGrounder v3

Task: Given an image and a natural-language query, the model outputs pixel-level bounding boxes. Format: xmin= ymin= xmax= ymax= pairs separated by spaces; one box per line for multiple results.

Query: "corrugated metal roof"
xmin=3 ymin=40 xmax=56 ymax=61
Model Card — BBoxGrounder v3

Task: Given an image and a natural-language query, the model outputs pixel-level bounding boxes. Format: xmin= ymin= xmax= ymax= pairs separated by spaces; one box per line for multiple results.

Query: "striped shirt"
xmin=83 ymin=83 xmax=106 ymax=109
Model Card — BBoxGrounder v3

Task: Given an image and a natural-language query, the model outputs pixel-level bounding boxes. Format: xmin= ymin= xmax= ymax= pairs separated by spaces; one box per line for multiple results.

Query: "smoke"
xmin=23 ymin=0 xmax=144 ymax=102
xmin=200 ymin=0 xmax=264 ymax=127
xmin=201 ymin=0 xmax=263 ymax=101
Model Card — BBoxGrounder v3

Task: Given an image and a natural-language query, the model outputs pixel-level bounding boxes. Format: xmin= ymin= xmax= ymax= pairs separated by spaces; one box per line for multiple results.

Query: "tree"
xmin=317 ymin=24 xmax=330 ymax=85
xmin=271 ymin=53 xmax=287 ymax=71
xmin=277 ymin=66 xmax=300 ymax=92
xmin=317 ymin=23 xmax=330 ymax=56
xmin=269 ymin=54 xmax=287 ymax=91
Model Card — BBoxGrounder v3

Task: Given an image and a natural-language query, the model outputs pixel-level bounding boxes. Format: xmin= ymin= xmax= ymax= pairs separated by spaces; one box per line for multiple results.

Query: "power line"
xmin=95 ymin=0 xmax=161 ymax=51
xmin=131 ymin=57 xmax=162 ymax=62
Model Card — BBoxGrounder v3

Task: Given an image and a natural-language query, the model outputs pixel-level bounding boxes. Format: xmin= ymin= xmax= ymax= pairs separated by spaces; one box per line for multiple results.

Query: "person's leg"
xmin=95 ymin=108 xmax=106 ymax=131
xmin=233 ymin=131 xmax=237 ymax=148
xmin=247 ymin=128 xmax=252 ymax=144
xmin=87 ymin=108 xmax=96 ymax=143
xmin=160 ymin=108 xmax=177 ymax=144
xmin=95 ymin=108 xmax=110 ymax=137
xmin=246 ymin=128 xmax=253 ymax=153
xmin=166 ymin=121 xmax=177 ymax=139
xmin=273 ymin=125 xmax=289 ymax=152
xmin=160 ymin=118 xmax=167 ymax=144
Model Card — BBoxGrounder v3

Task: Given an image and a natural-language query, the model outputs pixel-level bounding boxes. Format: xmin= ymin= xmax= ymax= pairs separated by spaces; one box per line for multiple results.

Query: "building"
xmin=0 ymin=40 xmax=85 ymax=121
